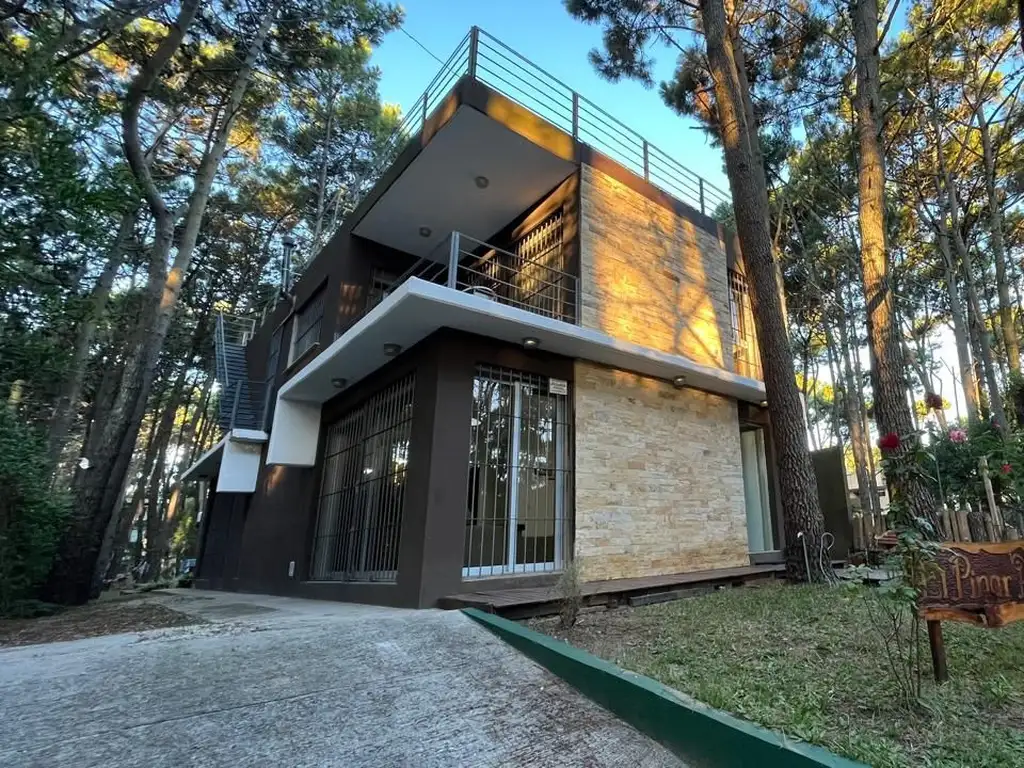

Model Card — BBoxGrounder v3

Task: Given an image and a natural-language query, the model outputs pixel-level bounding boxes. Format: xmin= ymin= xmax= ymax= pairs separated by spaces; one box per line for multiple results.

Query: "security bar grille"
xmin=290 ymin=288 xmax=324 ymax=363
xmin=729 ymin=269 xmax=762 ymax=380
xmin=464 ymin=365 xmax=571 ymax=578
xmin=310 ymin=375 xmax=414 ymax=582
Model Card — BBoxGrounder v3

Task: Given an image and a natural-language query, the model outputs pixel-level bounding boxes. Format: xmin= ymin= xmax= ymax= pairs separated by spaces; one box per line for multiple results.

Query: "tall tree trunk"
xmin=953 ymin=227 xmax=1007 ymax=431
xmin=924 ymin=77 xmax=1007 ymax=430
xmin=977 ymin=76 xmax=1019 ymax=378
xmin=935 ymin=230 xmax=981 ymax=424
xmin=835 ymin=294 xmax=881 ymax=537
xmin=311 ymin=89 xmax=337 ymax=251
xmin=852 ymin=0 xmax=937 ymax=531
xmin=700 ymin=0 xmax=825 ymax=579
xmin=42 ymin=0 xmax=277 ymax=604
xmin=47 ymin=210 xmax=134 ymax=469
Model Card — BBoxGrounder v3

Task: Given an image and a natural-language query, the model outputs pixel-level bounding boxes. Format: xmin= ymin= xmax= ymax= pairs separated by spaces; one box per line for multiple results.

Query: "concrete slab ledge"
xmin=463 ymin=608 xmax=864 ymax=768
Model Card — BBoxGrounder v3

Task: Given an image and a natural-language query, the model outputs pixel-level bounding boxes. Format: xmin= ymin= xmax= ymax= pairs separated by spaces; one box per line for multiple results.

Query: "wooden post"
xmin=940 ymin=507 xmax=952 ymax=540
xmin=956 ymin=503 xmax=972 ymax=542
xmin=978 ymin=456 xmax=1003 ymax=541
xmin=927 ymin=619 xmax=948 ymax=684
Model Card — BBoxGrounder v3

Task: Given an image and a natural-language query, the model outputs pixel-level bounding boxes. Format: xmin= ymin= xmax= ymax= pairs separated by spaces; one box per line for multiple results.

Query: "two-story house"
xmin=180 ymin=28 xmax=781 ymax=609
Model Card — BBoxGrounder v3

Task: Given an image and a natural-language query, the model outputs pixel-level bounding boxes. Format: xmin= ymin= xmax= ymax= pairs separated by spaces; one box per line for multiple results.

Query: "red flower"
xmin=878 ymin=432 xmax=901 ymax=452
xmin=1002 ymin=463 xmax=1012 ymax=475
xmin=925 ymin=392 xmax=944 ymax=410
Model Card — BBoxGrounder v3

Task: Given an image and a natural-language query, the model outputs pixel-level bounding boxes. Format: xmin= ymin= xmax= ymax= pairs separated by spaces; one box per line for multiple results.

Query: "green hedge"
xmin=0 ymin=407 xmax=69 ymax=615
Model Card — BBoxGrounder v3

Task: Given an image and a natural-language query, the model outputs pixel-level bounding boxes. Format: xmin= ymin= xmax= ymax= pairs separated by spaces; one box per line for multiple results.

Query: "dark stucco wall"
xmin=199 ymin=329 xmax=576 ymax=608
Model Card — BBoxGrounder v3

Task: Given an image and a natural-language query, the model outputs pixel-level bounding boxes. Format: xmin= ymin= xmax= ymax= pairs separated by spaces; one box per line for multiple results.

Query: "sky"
xmin=368 ymin=0 xmax=730 ymax=192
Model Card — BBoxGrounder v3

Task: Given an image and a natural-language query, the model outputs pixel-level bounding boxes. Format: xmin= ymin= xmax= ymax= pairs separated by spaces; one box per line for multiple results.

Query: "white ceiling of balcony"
xmin=353 ymin=105 xmax=575 ymax=258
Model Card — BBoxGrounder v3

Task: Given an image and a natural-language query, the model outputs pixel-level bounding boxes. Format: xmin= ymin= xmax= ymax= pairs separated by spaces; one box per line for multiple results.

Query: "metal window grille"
xmin=263 ymin=327 xmax=282 ymax=431
xmin=290 ymin=289 xmax=324 ymax=363
xmin=310 ymin=375 xmax=414 ymax=582
xmin=729 ymin=269 xmax=761 ymax=380
xmin=512 ymin=211 xmax=569 ymax=319
xmin=464 ymin=365 xmax=571 ymax=578
xmin=366 ymin=268 xmax=397 ymax=312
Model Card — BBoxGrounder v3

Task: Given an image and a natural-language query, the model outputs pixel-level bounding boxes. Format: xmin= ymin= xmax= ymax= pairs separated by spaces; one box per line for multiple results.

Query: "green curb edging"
xmin=463 ymin=608 xmax=865 ymax=768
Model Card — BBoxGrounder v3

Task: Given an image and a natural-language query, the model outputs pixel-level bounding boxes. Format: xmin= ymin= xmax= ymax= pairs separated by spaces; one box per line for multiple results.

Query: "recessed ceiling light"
xmin=523 ymin=337 xmax=540 ymax=349
xmin=760 ymin=400 xmax=768 ymax=408
xmin=474 ymin=175 xmax=489 ymax=189
xmin=383 ymin=343 xmax=402 ymax=357
xmin=331 ymin=377 xmax=347 ymax=389
xmin=418 ymin=226 xmax=432 ymax=238
xmin=672 ymin=375 xmax=687 ymax=389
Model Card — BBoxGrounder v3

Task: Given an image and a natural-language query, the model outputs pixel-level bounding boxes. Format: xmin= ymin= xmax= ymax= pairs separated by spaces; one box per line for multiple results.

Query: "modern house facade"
xmin=181 ymin=28 xmax=781 ymax=608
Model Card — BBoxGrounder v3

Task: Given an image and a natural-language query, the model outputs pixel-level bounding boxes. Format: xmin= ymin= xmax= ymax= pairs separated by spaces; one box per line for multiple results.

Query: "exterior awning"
xmin=179 ymin=429 xmax=267 ymax=493
xmin=266 ymin=278 xmax=764 ymax=467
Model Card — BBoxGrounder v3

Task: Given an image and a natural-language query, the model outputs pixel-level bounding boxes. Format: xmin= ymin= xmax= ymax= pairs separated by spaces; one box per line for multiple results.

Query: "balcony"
xmin=363 ymin=27 xmax=727 ymax=222
xmin=378 ymin=231 xmax=578 ymax=326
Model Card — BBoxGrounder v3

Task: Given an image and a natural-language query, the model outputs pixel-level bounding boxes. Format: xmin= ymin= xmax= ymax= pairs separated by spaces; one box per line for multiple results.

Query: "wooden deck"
xmin=440 ymin=563 xmax=785 ymax=618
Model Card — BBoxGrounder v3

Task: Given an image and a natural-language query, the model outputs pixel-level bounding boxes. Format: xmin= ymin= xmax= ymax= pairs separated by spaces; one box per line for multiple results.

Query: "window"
xmin=513 ymin=211 xmax=571 ymax=321
xmin=310 ymin=375 xmax=415 ymax=582
xmin=289 ymin=288 xmax=324 ymax=364
xmin=262 ymin=327 xmax=282 ymax=431
xmin=464 ymin=365 xmax=571 ymax=578
xmin=729 ymin=269 xmax=760 ymax=379
xmin=366 ymin=268 xmax=397 ymax=312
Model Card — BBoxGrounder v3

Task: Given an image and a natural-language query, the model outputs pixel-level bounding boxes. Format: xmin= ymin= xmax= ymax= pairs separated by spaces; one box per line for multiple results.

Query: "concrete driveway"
xmin=2 ymin=591 xmax=681 ymax=767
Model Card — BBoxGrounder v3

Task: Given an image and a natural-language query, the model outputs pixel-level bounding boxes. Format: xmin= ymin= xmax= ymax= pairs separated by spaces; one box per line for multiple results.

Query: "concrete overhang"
xmin=179 ymin=429 xmax=267 ymax=493
xmin=353 ymin=103 xmax=576 ymax=260
xmin=266 ymin=279 xmax=765 ymax=467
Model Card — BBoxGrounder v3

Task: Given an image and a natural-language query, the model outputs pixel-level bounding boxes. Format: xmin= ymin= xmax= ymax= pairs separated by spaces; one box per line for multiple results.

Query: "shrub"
xmin=0 ymin=407 xmax=69 ymax=615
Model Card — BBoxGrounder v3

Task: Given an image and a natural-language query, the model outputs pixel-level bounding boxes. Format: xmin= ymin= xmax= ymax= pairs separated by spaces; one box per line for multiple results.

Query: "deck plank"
xmin=442 ymin=563 xmax=784 ymax=614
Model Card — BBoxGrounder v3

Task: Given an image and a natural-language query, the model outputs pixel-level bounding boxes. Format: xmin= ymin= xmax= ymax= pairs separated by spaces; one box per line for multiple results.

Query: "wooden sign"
xmin=918 ymin=541 xmax=1024 ymax=628
xmin=917 ymin=541 xmax=1024 ymax=683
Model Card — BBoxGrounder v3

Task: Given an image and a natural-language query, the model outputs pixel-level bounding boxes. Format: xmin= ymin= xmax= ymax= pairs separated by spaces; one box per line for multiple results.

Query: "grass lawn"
xmin=530 ymin=583 xmax=1024 ymax=767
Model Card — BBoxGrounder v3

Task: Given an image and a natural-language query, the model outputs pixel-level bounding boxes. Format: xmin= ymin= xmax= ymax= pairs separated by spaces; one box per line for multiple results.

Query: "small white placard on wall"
xmin=549 ymin=378 xmax=568 ymax=396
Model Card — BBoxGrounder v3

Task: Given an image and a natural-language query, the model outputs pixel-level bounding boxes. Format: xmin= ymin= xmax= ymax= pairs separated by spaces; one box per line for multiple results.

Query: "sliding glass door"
xmin=464 ymin=366 xmax=570 ymax=577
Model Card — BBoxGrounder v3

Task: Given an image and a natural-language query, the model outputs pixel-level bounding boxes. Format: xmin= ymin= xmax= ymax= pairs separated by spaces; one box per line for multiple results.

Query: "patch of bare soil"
xmin=527 ymin=606 xmax=670 ymax=663
xmin=0 ymin=597 xmax=201 ymax=647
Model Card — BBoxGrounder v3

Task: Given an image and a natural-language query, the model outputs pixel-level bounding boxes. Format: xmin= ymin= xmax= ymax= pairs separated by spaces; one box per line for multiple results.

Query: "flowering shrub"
xmin=878 ymin=432 xmax=901 ymax=452
xmin=925 ymin=420 xmax=1024 ymax=533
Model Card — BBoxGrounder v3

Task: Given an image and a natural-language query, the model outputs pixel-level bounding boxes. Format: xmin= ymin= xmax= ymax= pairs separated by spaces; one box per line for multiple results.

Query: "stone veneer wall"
xmin=573 ymin=363 xmax=749 ymax=580
xmin=573 ymin=164 xmax=748 ymax=581
xmin=579 ymin=164 xmax=734 ymax=366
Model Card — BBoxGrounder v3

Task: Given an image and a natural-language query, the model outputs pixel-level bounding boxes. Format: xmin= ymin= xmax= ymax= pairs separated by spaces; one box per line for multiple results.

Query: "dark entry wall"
xmin=196 ymin=329 xmax=575 ymax=608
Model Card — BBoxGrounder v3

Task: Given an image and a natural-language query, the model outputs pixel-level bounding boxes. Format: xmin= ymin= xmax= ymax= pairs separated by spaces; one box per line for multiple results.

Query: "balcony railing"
xmin=366 ymin=27 xmax=729 ymax=221
xmin=378 ymin=232 xmax=578 ymax=325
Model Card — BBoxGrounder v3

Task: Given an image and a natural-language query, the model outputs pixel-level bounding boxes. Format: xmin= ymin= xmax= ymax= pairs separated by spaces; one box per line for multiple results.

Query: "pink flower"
xmin=878 ymin=432 xmax=901 ymax=452
xmin=1002 ymin=463 xmax=1012 ymax=475
xmin=948 ymin=428 xmax=967 ymax=444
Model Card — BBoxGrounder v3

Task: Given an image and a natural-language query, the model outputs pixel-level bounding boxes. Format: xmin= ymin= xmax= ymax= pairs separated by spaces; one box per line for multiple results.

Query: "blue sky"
xmin=368 ymin=0 xmax=730 ymax=192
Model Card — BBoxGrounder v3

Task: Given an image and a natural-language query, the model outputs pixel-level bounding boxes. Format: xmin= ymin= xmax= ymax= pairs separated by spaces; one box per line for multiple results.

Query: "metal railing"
xmin=213 ymin=313 xmax=270 ymax=432
xmin=218 ymin=377 xmax=274 ymax=433
xmin=363 ymin=27 xmax=728 ymax=222
xmin=385 ymin=231 xmax=578 ymax=325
